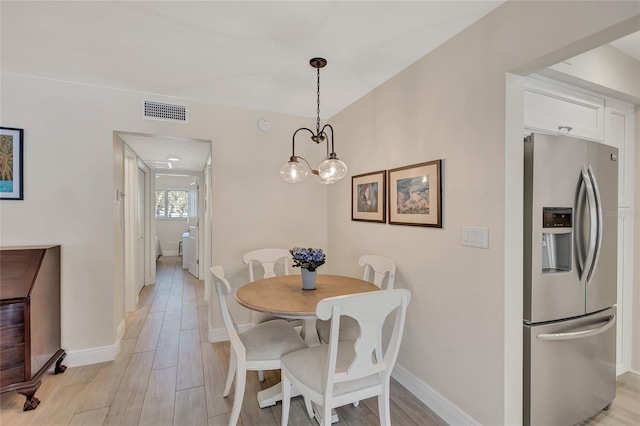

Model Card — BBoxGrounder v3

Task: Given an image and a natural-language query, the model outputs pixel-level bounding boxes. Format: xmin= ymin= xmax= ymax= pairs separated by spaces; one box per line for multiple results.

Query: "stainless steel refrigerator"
xmin=523 ymin=133 xmax=617 ymax=426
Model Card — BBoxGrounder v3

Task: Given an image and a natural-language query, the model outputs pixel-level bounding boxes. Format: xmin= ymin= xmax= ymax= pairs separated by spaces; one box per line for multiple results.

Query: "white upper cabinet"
xmin=524 ymin=77 xmax=605 ymax=141
xmin=605 ymin=99 xmax=635 ymax=208
xmin=524 ymin=76 xmax=634 ymax=208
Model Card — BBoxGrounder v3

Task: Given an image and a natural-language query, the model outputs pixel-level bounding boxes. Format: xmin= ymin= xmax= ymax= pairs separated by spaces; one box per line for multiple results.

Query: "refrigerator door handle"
xmin=579 ymin=165 xmax=598 ymax=286
xmin=586 ymin=164 xmax=603 ymax=284
xmin=536 ymin=314 xmax=615 ymax=341
xmin=576 ymin=177 xmax=586 ymax=274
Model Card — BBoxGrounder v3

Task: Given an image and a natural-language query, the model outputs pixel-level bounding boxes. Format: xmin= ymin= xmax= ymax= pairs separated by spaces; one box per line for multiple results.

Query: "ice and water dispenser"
xmin=541 ymin=207 xmax=572 ymax=273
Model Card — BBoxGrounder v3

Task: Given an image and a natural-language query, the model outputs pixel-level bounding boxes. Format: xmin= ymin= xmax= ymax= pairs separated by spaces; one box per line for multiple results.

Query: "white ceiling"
xmin=120 ymin=133 xmax=211 ymax=172
xmin=609 ymin=31 xmax=640 ymax=61
xmin=1 ymin=2 xmax=637 ymax=172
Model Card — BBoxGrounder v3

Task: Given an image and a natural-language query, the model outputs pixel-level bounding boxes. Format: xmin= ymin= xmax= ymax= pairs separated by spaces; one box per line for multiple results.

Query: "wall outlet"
xmin=462 ymin=226 xmax=489 ymax=249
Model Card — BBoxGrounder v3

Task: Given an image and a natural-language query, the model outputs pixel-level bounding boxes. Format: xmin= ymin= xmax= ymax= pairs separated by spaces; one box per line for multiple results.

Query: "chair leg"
xmin=304 ymin=395 xmax=314 ymax=419
xmin=258 ymin=369 xmax=265 ymax=382
xmin=281 ymin=370 xmax=291 ymax=426
xmin=229 ymin=365 xmax=246 ymax=426
xmin=378 ymin=384 xmax=391 ymax=426
xmin=322 ymin=403 xmax=332 ymax=426
xmin=223 ymin=350 xmax=237 ymax=397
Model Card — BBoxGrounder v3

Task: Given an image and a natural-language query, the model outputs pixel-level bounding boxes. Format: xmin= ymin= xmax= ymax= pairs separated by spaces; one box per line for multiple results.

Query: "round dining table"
xmin=235 ymin=273 xmax=379 ymax=322
xmin=234 ymin=273 xmax=379 ymax=413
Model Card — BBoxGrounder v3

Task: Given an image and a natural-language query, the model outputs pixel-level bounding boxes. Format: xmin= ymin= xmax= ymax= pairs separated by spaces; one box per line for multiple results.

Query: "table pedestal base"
xmin=312 ymin=402 xmax=339 ymax=424
xmin=257 ymin=383 xmax=338 ymax=424
xmin=257 ymin=382 xmax=296 ymax=408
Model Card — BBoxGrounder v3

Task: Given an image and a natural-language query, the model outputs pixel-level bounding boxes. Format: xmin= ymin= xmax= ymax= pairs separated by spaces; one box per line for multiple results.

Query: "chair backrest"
xmin=242 ymin=248 xmax=291 ymax=282
xmin=359 ymin=255 xmax=396 ymax=290
xmin=210 ymin=266 xmax=245 ymax=356
xmin=317 ymin=289 xmax=410 ymax=390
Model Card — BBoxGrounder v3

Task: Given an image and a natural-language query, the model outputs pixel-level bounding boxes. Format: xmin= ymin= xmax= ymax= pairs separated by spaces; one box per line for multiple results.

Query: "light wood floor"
xmin=0 ymin=256 xmax=447 ymax=426
xmin=2 ymin=256 xmax=638 ymax=425
xmin=578 ymin=379 xmax=640 ymax=425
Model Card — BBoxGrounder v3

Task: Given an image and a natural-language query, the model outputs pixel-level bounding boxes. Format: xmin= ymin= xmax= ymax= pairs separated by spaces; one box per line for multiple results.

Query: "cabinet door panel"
xmin=524 ymin=78 xmax=605 ymax=141
xmin=605 ymin=100 xmax=634 ymax=208
xmin=616 ymin=210 xmax=634 ymax=374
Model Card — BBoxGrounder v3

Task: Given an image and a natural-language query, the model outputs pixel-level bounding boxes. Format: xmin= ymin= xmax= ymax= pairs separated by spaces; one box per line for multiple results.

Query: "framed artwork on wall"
xmin=0 ymin=127 xmax=24 ymax=200
xmin=352 ymin=170 xmax=386 ymax=223
xmin=388 ymin=159 xmax=442 ymax=227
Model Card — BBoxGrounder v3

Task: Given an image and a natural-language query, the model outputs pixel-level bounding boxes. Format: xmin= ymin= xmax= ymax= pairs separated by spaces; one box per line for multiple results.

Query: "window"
xmin=155 ymin=190 xmax=189 ymax=218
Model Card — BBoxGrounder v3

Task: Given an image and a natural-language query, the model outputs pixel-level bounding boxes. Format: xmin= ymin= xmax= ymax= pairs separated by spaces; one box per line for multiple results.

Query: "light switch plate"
xmin=462 ymin=226 xmax=489 ymax=249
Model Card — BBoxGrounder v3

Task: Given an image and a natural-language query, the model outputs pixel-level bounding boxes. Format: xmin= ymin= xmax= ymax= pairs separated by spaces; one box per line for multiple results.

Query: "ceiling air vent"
xmin=143 ymin=100 xmax=188 ymax=123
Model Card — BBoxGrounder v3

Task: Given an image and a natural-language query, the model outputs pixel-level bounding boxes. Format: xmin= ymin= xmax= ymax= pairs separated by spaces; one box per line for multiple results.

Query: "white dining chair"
xmin=359 ymin=254 xmax=396 ymax=290
xmin=316 ymin=255 xmax=396 ymax=358
xmin=242 ymin=248 xmax=293 ymax=325
xmin=280 ymin=289 xmax=411 ymax=426
xmin=210 ymin=266 xmax=307 ymax=426
xmin=242 ymin=248 xmax=302 ymax=381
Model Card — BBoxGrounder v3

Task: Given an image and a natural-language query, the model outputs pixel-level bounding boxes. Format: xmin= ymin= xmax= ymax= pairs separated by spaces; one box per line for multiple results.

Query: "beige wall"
xmin=0 ymin=72 xmax=328 ymax=354
xmin=328 ymin=1 xmax=639 ymax=424
xmin=634 ymin=107 xmax=640 ymax=373
xmin=548 ymin=44 xmax=640 ymax=101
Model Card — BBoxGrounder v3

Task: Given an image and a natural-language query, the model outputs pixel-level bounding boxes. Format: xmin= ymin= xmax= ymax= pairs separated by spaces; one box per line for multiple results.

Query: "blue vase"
xmin=301 ymin=269 xmax=317 ymax=290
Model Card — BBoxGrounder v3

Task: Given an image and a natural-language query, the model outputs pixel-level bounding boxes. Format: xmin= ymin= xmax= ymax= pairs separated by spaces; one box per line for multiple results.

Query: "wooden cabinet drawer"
xmin=1 ymin=343 xmax=25 ymax=368
xmin=0 ymin=363 xmax=26 ymax=388
xmin=1 ymin=323 xmax=25 ymax=349
xmin=0 ymin=303 xmax=25 ymax=328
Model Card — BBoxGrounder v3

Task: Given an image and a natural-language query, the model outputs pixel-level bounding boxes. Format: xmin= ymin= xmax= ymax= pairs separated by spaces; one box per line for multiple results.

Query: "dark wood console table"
xmin=0 ymin=245 xmax=66 ymax=411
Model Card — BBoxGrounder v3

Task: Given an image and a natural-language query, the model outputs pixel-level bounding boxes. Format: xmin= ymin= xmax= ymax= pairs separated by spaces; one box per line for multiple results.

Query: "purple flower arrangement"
xmin=290 ymin=247 xmax=326 ymax=272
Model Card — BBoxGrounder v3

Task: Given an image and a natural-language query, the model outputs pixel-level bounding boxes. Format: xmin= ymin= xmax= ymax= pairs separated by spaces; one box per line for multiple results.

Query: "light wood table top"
xmin=235 ymin=274 xmax=379 ymax=318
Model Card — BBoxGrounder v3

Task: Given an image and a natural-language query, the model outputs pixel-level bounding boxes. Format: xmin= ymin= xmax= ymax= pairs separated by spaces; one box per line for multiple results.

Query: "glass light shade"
xmin=317 ymin=158 xmax=348 ymax=184
xmin=315 ymin=173 xmax=331 ymax=184
xmin=280 ymin=160 xmax=309 ymax=183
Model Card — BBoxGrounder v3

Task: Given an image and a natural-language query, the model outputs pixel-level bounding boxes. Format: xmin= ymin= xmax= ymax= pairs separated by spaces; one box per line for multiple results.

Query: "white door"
xmin=188 ymin=180 xmax=199 ymax=278
xmin=136 ymin=168 xmax=146 ymax=293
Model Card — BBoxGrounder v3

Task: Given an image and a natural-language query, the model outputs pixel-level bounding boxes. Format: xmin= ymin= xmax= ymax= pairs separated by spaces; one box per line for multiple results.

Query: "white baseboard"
xmin=62 ymin=319 xmax=125 ymax=368
xmin=116 ymin=318 xmax=126 ymax=342
xmin=391 ymin=363 xmax=479 ymax=426
xmin=64 ymin=343 xmax=118 ymax=368
xmin=616 ymin=362 xmax=631 ymax=376
xmin=208 ymin=324 xmax=252 ymax=343
xmin=161 ymin=250 xmax=179 ymax=256
xmin=208 ymin=325 xmax=478 ymax=425
xmin=618 ymin=369 xmax=640 ymax=391
xmin=209 ymin=327 xmax=228 ymax=343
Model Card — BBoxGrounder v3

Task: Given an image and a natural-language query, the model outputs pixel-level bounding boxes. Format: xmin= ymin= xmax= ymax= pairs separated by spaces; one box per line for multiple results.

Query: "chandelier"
xmin=280 ymin=57 xmax=348 ymax=184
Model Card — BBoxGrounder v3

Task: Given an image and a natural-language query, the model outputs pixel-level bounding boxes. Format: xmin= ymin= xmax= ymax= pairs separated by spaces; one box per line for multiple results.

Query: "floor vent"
xmin=143 ymin=100 xmax=187 ymax=123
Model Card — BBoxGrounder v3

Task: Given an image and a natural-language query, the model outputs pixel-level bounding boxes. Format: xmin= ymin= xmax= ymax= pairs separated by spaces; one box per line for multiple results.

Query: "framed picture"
xmin=352 ymin=170 xmax=386 ymax=223
xmin=388 ymin=160 xmax=442 ymax=227
xmin=0 ymin=127 xmax=24 ymax=200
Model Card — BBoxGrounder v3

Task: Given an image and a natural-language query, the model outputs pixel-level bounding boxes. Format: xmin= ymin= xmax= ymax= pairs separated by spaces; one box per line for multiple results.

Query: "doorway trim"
xmin=124 ymin=146 xmax=140 ymax=312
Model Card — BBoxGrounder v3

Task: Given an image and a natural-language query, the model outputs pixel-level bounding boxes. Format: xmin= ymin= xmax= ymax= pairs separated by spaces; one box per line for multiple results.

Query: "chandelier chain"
xmin=316 ymin=66 xmax=321 ymax=135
